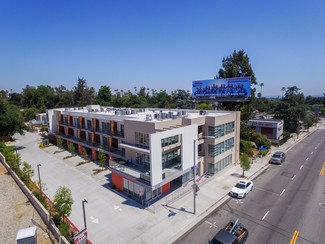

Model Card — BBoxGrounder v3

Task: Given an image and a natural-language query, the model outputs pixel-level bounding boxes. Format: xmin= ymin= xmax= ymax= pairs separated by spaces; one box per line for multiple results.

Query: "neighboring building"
xmin=29 ymin=113 xmax=48 ymax=132
xmin=247 ymin=118 xmax=284 ymax=141
xmin=47 ymin=105 xmax=240 ymax=204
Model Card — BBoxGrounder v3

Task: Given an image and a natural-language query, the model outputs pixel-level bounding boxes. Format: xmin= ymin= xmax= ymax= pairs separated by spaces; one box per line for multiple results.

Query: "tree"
xmin=68 ymin=143 xmax=75 ymax=154
xmin=259 ymin=83 xmax=264 ymax=97
xmin=217 ymin=50 xmax=257 ymax=85
xmin=0 ymin=97 xmax=25 ymax=138
xmin=170 ymin=89 xmax=193 ymax=109
xmin=281 ymin=87 xmax=286 ymax=98
xmin=53 ymin=186 xmax=74 ymax=221
xmin=274 ymin=86 xmax=306 ymax=133
xmin=21 ymin=161 xmax=34 ymax=185
xmin=57 ymin=137 xmax=63 ymax=149
xmin=197 ymin=102 xmax=214 ymax=110
xmin=96 ymin=85 xmax=112 ymax=106
xmin=22 ymin=107 xmax=39 ymax=121
xmin=73 ymin=78 xmax=95 ymax=106
xmin=240 ymin=153 xmax=251 ymax=178
xmin=98 ymin=146 xmax=106 ymax=169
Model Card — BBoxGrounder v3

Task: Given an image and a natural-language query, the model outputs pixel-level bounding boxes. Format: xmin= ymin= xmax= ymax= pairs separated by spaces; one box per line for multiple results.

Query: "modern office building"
xmin=47 ymin=105 xmax=240 ymax=204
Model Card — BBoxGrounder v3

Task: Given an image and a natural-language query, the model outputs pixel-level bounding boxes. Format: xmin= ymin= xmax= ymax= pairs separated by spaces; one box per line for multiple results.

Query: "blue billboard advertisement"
xmin=192 ymin=77 xmax=251 ymax=101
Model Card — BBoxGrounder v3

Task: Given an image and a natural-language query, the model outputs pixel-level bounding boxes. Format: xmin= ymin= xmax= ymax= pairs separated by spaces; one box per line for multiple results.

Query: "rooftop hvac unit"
xmin=172 ymin=115 xmax=178 ymax=119
xmin=177 ymin=111 xmax=182 ymax=116
xmin=182 ymin=111 xmax=186 ymax=116
xmin=169 ymin=111 xmax=173 ymax=118
xmin=131 ymin=109 xmax=136 ymax=114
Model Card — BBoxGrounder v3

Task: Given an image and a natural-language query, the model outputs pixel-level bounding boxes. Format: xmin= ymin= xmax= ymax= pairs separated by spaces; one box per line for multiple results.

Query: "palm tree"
xmin=281 ymin=87 xmax=286 ymax=98
xmin=259 ymin=83 xmax=264 ymax=97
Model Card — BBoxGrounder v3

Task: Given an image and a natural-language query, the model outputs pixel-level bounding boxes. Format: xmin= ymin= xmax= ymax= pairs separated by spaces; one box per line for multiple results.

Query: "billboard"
xmin=192 ymin=77 xmax=251 ymax=101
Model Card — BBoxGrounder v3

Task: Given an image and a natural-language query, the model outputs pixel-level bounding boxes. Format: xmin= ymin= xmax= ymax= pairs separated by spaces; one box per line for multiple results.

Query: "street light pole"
xmin=37 ymin=164 xmax=42 ymax=192
xmin=193 ymin=139 xmax=197 ymax=215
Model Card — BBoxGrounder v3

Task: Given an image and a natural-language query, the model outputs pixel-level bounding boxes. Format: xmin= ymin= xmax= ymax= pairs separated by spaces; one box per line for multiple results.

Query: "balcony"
xmin=109 ymin=160 xmax=151 ymax=184
xmin=60 ymin=121 xmax=69 ymax=126
xmin=111 ymin=130 xmax=124 ymax=138
xmin=95 ymin=127 xmax=111 ymax=135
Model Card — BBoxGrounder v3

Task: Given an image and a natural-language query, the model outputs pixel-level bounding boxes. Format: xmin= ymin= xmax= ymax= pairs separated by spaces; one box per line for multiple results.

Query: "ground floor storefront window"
xmin=208 ymin=154 xmax=232 ymax=174
xmin=122 ymin=178 xmax=161 ymax=204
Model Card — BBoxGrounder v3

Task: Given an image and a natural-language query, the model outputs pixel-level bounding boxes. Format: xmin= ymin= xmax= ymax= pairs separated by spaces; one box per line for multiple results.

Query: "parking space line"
xmin=280 ymin=189 xmax=286 ymax=196
xmin=262 ymin=210 xmax=270 ymax=220
xmin=311 ymin=151 xmax=313 ymax=155
xmin=292 ymin=175 xmax=296 ymax=180
xmin=306 ymin=158 xmax=309 ymax=161
xmin=300 ymin=165 xmax=303 ymax=170
xmin=205 ymin=220 xmax=218 ymax=228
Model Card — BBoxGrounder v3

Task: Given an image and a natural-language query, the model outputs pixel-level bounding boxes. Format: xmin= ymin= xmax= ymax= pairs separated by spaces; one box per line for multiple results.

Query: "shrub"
xmin=255 ymin=135 xmax=271 ymax=149
xmin=39 ymin=142 xmax=45 ymax=148
xmin=58 ymin=221 xmax=70 ymax=238
xmin=33 ymin=191 xmax=48 ymax=209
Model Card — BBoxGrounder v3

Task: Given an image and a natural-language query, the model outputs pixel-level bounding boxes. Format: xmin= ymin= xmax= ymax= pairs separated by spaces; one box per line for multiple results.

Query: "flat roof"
xmin=249 ymin=118 xmax=283 ymax=123
xmin=53 ymin=106 xmax=233 ymax=122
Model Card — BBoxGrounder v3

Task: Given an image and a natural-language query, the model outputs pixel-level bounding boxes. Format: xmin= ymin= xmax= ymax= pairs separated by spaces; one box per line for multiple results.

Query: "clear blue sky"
xmin=0 ymin=0 xmax=324 ymax=97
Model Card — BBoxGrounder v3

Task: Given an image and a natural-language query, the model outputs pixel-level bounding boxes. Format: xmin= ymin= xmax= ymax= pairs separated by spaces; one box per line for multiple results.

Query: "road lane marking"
xmin=300 ymin=165 xmax=303 ymax=170
xmin=262 ymin=210 xmax=269 ymax=220
xmin=306 ymin=157 xmax=309 ymax=161
xmin=292 ymin=175 xmax=296 ymax=180
xmin=280 ymin=189 xmax=286 ymax=196
xmin=315 ymin=147 xmax=317 ymax=150
xmin=320 ymin=163 xmax=325 ymax=176
xmin=290 ymin=230 xmax=299 ymax=244
xmin=311 ymin=151 xmax=313 ymax=154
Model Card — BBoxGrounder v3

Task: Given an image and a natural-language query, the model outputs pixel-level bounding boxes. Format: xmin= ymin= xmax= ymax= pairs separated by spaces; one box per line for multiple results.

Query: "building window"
xmin=73 ymin=117 xmax=78 ymax=127
xmin=208 ymin=154 xmax=232 ymax=174
xmin=87 ymin=120 xmax=92 ymax=130
xmin=161 ymin=135 xmax=179 ymax=147
xmin=135 ymin=153 xmax=150 ymax=169
xmin=208 ymin=121 xmax=235 ymax=138
xmin=162 ymin=150 xmax=180 ymax=169
xmin=135 ymin=132 xmax=149 ymax=148
xmin=208 ymin=137 xmax=234 ymax=157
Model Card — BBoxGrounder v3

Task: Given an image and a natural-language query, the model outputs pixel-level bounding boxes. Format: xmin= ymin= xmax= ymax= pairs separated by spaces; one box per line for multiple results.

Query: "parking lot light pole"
xmin=82 ymin=199 xmax=88 ymax=229
xmin=37 ymin=164 xmax=42 ymax=192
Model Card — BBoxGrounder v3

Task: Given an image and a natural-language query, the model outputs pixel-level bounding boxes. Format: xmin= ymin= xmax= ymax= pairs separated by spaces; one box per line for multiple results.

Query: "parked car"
xmin=269 ymin=151 xmax=286 ymax=164
xmin=229 ymin=180 xmax=253 ymax=198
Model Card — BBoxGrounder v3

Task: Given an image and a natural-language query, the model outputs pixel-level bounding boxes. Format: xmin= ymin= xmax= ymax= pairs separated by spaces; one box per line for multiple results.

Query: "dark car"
xmin=209 ymin=219 xmax=248 ymax=244
xmin=269 ymin=151 xmax=286 ymax=164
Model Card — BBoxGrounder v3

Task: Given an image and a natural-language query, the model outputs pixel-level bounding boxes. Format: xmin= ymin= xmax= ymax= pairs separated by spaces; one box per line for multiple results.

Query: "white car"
xmin=229 ymin=180 xmax=253 ymax=198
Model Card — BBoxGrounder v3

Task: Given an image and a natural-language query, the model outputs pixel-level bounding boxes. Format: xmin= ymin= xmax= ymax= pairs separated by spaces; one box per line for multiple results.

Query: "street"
xmin=176 ymin=126 xmax=325 ymax=244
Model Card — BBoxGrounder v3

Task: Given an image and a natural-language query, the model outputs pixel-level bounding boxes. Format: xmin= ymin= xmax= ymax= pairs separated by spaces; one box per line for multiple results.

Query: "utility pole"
xmin=193 ymin=139 xmax=197 ymax=215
